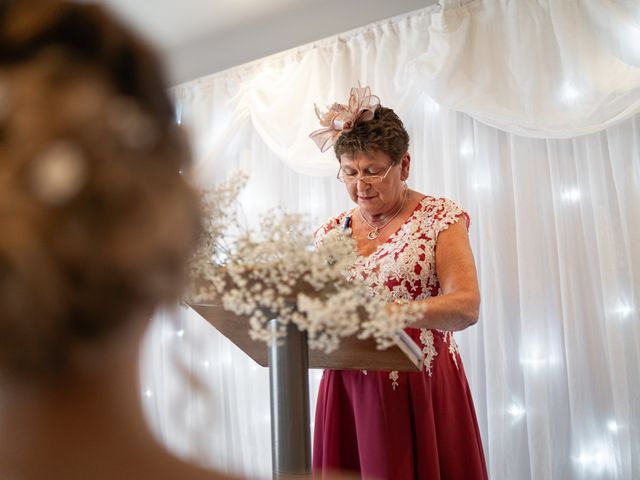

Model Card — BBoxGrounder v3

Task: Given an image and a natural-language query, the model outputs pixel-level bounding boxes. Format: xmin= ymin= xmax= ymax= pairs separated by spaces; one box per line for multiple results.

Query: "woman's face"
xmin=339 ymin=150 xmax=410 ymax=216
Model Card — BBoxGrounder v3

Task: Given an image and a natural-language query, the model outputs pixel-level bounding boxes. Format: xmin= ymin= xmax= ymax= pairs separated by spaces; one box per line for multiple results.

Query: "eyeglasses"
xmin=337 ymin=163 xmax=395 ymax=184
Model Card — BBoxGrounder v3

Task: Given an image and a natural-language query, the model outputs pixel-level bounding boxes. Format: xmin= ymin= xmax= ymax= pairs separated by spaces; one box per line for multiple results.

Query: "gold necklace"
xmin=359 ymin=188 xmax=408 ymax=240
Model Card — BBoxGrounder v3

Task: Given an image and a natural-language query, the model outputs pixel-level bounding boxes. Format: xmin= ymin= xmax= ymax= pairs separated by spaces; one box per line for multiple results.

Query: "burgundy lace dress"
xmin=312 ymin=196 xmax=488 ymax=480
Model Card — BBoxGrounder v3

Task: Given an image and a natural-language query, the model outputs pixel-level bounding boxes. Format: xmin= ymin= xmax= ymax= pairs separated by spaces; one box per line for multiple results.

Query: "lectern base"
xmin=268 ymin=319 xmax=312 ymax=479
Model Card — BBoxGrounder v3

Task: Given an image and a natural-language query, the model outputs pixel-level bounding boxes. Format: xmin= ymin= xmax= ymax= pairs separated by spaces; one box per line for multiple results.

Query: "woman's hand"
xmin=405 ymin=217 xmax=480 ymax=331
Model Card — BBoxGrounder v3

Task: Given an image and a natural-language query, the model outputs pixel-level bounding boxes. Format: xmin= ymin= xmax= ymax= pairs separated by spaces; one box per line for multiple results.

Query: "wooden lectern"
xmin=189 ymin=303 xmax=424 ymax=479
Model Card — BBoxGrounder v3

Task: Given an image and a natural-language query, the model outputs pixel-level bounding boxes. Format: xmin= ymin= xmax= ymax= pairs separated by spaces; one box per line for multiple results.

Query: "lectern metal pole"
xmin=268 ymin=319 xmax=311 ymax=478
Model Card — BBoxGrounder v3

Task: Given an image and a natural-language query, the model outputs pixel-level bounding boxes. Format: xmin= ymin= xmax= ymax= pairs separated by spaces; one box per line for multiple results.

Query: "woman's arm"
xmin=400 ymin=219 xmax=481 ymax=331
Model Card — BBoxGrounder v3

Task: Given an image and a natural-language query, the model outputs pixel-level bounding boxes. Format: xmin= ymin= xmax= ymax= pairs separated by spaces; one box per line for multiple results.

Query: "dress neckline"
xmin=349 ymin=195 xmax=429 ymax=258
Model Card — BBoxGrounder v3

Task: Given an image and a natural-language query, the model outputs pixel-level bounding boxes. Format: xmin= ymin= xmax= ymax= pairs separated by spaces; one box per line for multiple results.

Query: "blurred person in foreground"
xmin=0 ymin=1 xmax=241 ymax=478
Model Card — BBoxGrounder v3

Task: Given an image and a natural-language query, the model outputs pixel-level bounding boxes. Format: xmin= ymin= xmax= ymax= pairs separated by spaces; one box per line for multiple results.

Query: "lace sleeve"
xmin=429 ymin=197 xmax=470 ymax=241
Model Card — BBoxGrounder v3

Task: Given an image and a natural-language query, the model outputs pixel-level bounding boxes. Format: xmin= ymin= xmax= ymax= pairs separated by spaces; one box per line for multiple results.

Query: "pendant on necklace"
xmin=367 ymin=229 xmax=379 ymax=240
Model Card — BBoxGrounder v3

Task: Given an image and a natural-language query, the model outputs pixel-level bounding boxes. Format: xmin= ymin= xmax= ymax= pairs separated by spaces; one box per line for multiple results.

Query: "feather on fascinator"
xmin=309 ymin=86 xmax=380 ymax=153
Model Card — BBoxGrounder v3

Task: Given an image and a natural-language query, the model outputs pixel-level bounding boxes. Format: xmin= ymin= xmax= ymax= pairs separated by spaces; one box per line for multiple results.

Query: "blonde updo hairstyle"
xmin=0 ymin=1 xmax=200 ymax=377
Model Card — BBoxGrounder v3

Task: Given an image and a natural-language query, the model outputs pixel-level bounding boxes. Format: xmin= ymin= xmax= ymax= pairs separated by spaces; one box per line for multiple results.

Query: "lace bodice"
xmin=316 ymin=195 xmax=470 ymax=378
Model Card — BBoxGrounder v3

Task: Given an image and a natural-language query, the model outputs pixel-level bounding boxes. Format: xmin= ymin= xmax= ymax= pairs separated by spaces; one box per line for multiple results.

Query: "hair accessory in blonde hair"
xmin=309 ymin=85 xmax=380 ymax=153
xmin=30 ymin=141 xmax=88 ymax=206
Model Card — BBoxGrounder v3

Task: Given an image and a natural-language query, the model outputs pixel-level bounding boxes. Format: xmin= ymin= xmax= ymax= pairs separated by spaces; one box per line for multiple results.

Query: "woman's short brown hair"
xmin=334 ymin=106 xmax=409 ymax=163
xmin=0 ymin=1 xmax=200 ymax=377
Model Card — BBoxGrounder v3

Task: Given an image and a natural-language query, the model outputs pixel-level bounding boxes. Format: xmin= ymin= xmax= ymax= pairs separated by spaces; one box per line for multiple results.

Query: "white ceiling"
xmin=89 ymin=0 xmax=436 ymax=85
xmin=96 ymin=0 xmax=325 ymax=50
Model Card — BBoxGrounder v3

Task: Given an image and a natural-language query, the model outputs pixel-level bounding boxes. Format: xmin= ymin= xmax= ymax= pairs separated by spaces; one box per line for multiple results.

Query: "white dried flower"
xmin=188 ymin=172 xmax=420 ymax=353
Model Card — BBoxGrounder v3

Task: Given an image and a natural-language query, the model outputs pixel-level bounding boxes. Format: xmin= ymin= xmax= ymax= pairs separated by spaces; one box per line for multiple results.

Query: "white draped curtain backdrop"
xmin=140 ymin=1 xmax=640 ymax=478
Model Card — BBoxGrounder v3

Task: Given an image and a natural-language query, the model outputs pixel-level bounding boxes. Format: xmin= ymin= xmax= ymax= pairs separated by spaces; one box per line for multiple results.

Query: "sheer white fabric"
xmin=141 ymin=2 xmax=640 ymax=479
xmin=411 ymin=0 xmax=640 ymax=138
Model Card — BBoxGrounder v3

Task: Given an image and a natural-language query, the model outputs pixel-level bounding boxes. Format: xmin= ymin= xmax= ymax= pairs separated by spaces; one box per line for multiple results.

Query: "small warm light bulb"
xmin=425 ymin=96 xmax=440 ymax=113
xmin=471 ymin=173 xmax=492 ymax=191
xmin=615 ymin=303 xmax=634 ymax=317
xmin=520 ymin=344 xmax=555 ymax=370
xmin=577 ymin=453 xmax=590 ymax=465
xmin=574 ymin=444 xmax=616 ymax=474
xmin=623 ymin=24 xmax=640 ymax=61
xmin=460 ymin=141 xmax=474 ymax=157
xmin=508 ymin=404 xmax=526 ymax=418
xmin=561 ymin=82 xmax=580 ymax=102
xmin=561 ymin=188 xmax=581 ymax=202
xmin=222 ymin=352 xmax=233 ymax=366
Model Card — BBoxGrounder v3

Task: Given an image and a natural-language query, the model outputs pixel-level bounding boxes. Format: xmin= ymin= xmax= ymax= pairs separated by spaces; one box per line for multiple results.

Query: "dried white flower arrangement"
xmin=188 ymin=173 xmax=416 ymax=353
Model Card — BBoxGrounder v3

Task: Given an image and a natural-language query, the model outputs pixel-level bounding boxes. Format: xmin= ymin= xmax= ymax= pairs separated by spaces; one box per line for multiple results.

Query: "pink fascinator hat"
xmin=309 ymin=85 xmax=380 ymax=153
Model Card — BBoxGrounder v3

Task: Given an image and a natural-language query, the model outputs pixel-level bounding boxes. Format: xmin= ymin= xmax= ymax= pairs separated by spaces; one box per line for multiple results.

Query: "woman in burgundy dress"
xmin=310 ymin=87 xmax=489 ymax=479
